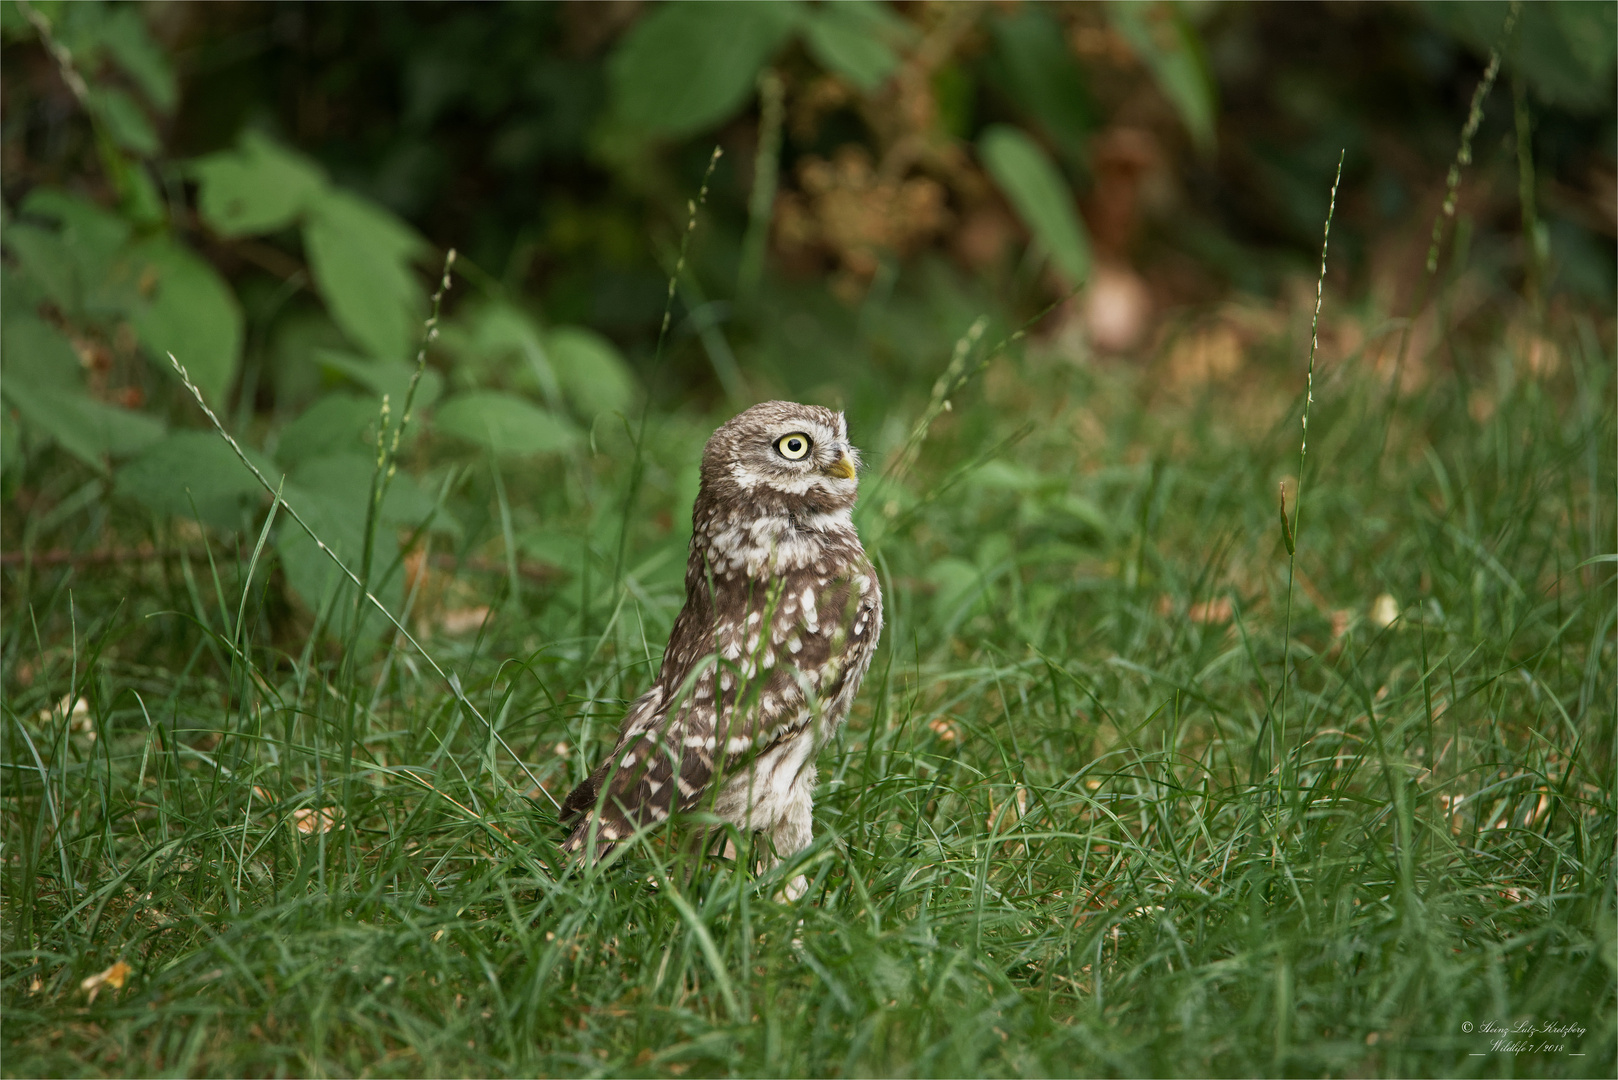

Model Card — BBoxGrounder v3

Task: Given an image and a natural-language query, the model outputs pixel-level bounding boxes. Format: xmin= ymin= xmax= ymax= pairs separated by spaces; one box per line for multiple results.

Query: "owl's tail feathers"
xmin=558 ymin=772 xmax=632 ymax=863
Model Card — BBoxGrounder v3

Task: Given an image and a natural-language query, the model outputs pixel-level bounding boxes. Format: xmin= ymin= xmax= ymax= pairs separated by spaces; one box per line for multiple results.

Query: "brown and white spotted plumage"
xmin=560 ymin=402 xmax=882 ymax=896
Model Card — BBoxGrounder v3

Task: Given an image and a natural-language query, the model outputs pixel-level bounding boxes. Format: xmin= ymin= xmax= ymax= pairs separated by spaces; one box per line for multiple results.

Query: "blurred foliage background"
xmin=1 ymin=0 xmax=1615 ymax=656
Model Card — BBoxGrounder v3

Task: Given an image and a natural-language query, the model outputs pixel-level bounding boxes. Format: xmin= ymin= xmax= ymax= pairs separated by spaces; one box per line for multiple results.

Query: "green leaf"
xmin=1 ymin=405 xmax=21 ymax=494
xmin=1 ymin=319 xmax=167 ymax=470
xmin=128 ymin=235 xmax=243 ymax=405
xmin=288 ymin=452 xmax=438 ymax=528
xmin=19 ymin=188 xmax=132 ymax=261
xmin=273 ymin=450 xmax=446 ymax=619
xmin=546 ymin=325 xmax=637 ymax=419
xmin=986 ymin=7 xmax=1096 ymax=155
xmin=7 ymin=188 xmax=135 ymax=315
xmin=115 ymin=430 xmax=275 ymax=528
xmin=1108 ymin=2 xmax=1216 ymax=150
xmin=193 ymin=132 xmax=328 ymax=238
xmin=96 ymin=5 xmax=177 ymax=113
xmin=978 ymin=125 xmax=1091 ymax=286
xmin=303 ymin=189 xmax=426 ymax=361
xmin=90 ymin=85 xmax=160 ymax=156
xmin=803 ymin=2 xmax=901 ymax=91
xmin=1424 ymin=2 xmax=1616 ymax=112
xmin=4 ymin=382 xmax=163 ymax=470
xmin=2 ymin=224 xmax=80 ymax=312
xmin=610 ymin=0 xmax=801 ymax=137
xmin=433 ymin=391 xmax=579 ymax=457
xmin=0 ymin=262 xmax=45 ymax=323
xmin=313 ymin=349 xmax=443 ymax=414
xmin=276 ymin=464 xmax=390 ymax=618
xmin=274 ymin=392 xmax=381 ymax=469
xmin=3 ymin=315 xmax=85 ymax=394
xmin=459 ymin=303 xmax=560 ymax=405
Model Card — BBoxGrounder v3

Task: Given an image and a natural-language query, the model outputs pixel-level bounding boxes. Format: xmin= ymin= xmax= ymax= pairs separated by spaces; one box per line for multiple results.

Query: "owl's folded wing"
xmin=560 ymin=566 xmax=881 ymax=857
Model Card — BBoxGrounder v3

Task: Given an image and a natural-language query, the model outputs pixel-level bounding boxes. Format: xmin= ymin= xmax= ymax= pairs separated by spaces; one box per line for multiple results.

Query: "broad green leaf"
xmin=2 ymin=224 xmax=81 ymax=312
xmin=20 ymin=188 xmax=132 ymax=260
xmin=273 ymin=392 xmax=381 ymax=468
xmin=0 ymin=262 xmax=45 ymax=322
xmin=1 ymin=318 xmax=166 ymax=471
xmin=8 ymin=188 xmax=135 ymax=315
xmin=1 ymin=405 xmax=20 ymax=492
xmin=304 ymin=189 xmax=426 ymax=361
xmin=610 ymin=0 xmax=801 ymax=137
xmin=96 ymin=5 xmax=177 ymax=112
xmin=978 ymin=125 xmax=1091 ymax=285
xmin=276 ymin=474 xmax=393 ymax=619
xmin=115 ymin=430 xmax=276 ymax=528
xmin=1549 ymin=1 xmax=1618 ymax=83
xmin=3 ymin=315 xmax=85 ymax=394
xmin=6 ymin=384 xmax=120 ymax=470
xmin=194 ymin=132 xmax=328 ymax=238
xmin=274 ymin=450 xmax=444 ymax=619
xmin=90 ymin=86 xmax=160 ymax=156
xmin=128 ymin=235 xmax=243 ymax=404
xmin=1108 ymin=2 xmax=1216 ymax=150
xmin=546 ymin=325 xmax=636 ymax=419
xmin=987 ymin=7 xmax=1096 ymax=154
xmin=1424 ymin=2 xmax=1615 ymax=112
xmin=75 ymin=395 xmax=165 ymax=457
xmin=288 ymin=452 xmax=440 ymax=529
xmin=314 ymin=349 xmax=443 ymax=414
xmin=461 ymin=302 xmax=559 ymax=405
xmin=803 ymin=2 xmax=901 ymax=91
xmin=434 ymin=391 xmax=579 ymax=457
xmin=2 ymin=380 xmax=102 ymax=469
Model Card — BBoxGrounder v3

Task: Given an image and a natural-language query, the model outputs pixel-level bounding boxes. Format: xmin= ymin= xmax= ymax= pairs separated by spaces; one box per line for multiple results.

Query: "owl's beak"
xmin=826 ymin=450 xmax=857 ymax=480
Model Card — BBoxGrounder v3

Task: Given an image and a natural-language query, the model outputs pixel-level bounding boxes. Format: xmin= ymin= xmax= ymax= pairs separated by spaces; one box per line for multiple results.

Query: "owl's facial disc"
xmin=706 ymin=402 xmax=861 ymax=506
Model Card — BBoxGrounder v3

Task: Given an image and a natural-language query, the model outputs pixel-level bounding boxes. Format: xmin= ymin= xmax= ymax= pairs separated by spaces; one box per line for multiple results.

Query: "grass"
xmin=3 ymin=173 xmax=1615 ymax=1075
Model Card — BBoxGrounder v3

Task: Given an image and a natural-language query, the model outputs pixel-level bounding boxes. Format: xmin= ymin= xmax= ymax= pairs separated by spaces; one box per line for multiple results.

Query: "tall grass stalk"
xmin=1277 ymin=150 xmax=1344 ymax=799
xmin=609 ymin=147 xmax=724 ymax=603
xmin=1390 ymin=0 xmax=1520 ymax=394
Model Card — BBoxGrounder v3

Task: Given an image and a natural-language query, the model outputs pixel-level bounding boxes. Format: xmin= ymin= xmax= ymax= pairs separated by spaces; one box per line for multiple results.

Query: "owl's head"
xmin=698 ymin=400 xmax=862 ymax=516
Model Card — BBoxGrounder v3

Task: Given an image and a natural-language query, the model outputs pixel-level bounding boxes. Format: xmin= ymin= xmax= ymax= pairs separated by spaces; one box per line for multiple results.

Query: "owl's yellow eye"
xmin=775 ymin=433 xmax=812 ymax=460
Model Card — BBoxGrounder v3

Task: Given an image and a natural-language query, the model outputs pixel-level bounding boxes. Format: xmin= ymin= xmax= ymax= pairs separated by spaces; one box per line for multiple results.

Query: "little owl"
xmin=561 ymin=401 xmax=883 ymax=898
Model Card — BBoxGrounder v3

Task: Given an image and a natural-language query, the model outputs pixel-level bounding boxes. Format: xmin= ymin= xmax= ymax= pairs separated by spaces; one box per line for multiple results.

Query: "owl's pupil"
xmin=788 ymin=439 xmax=801 ymax=452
